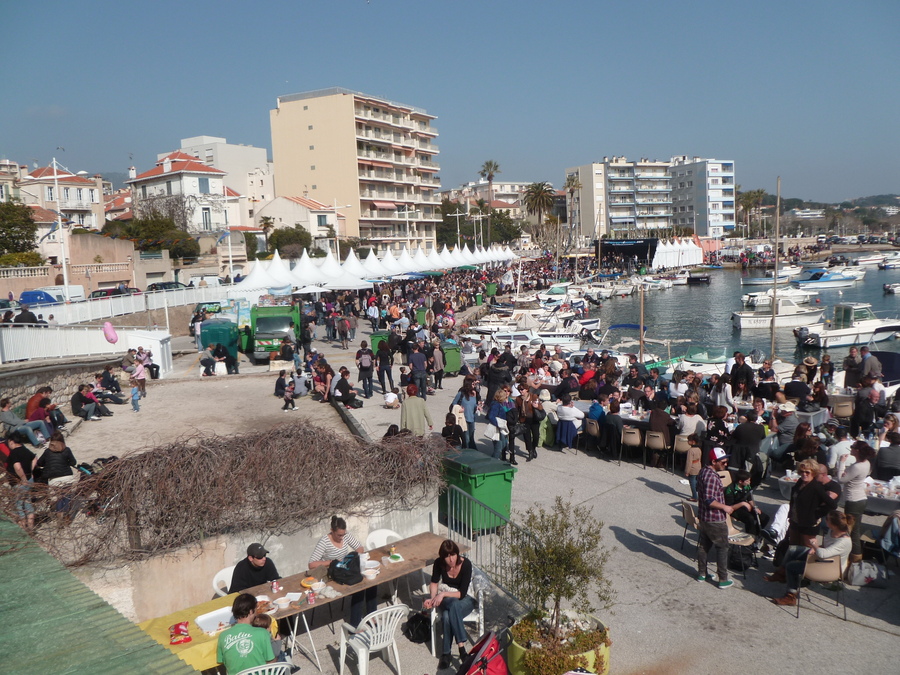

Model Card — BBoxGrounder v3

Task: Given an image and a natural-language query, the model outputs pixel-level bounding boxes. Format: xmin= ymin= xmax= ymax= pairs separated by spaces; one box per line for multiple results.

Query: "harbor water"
xmin=583 ymin=266 xmax=900 ymax=362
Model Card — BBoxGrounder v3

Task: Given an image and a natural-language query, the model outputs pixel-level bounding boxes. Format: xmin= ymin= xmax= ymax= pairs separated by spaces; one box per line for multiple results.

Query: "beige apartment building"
xmin=270 ymin=87 xmax=441 ymax=252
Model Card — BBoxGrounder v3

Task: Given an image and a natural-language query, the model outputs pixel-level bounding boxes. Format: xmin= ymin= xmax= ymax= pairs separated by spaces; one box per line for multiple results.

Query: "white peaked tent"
xmin=686 ymin=238 xmax=704 ymax=266
xmin=292 ymin=249 xmax=328 ymax=286
xmin=311 ymin=249 xmax=372 ymax=289
xmin=489 ymin=246 xmax=502 ymax=262
xmin=342 ymin=249 xmax=368 ymax=278
xmin=461 ymin=245 xmax=478 ymax=265
xmin=362 ymin=249 xmax=390 ymax=278
xmin=233 ymin=258 xmax=276 ymax=290
xmin=413 ymin=247 xmax=432 ymax=271
xmin=439 ymin=245 xmax=456 ymax=268
xmin=396 ymin=246 xmax=416 ymax=273
xmin=266 ymin=250 xmax=296 ymax=286
xmin=380 ymin=249 xmax=405 ymax=276
xmin=471 ymin=247 xmax=486 ymax=264
xmin=450 ymin=246 xmax=467 ymax=267
xmin=426 ymin=247 xmax=446 ymax=270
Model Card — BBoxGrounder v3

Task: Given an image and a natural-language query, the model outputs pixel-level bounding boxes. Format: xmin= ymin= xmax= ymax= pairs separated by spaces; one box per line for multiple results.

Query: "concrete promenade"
xmin=62 ymin=319 xmax=900 ymax=674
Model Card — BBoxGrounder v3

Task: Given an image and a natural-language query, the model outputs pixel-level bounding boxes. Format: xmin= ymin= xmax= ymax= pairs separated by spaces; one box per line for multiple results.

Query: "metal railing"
xmin=442 ymin=485 xmax=536 ymax=608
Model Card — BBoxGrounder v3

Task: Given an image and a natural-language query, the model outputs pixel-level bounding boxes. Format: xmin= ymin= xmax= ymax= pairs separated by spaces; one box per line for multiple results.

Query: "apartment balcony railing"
xmin=71 ymin=262 xmax=130 ymax=275
xmin=608 ymin=187 xmax=634 ymax=193
xmin=417 ymin=142 xmax=439 ymax=153
xmin=418 ymin=159 xmax=439 ymax=169
xmin=634 ymin=173 xmax=670 ymax=180
xmin=635 ymin=186 xmax=670 ymax=192
xmin=59 ymin=199 xmax=96 ymax=210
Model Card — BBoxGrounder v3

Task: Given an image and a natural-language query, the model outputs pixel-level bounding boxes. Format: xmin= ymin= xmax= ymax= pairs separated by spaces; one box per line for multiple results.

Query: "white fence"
xmin=32 ymin=285 xmax=259 ymax=326
xmin=0 ymin=326 xmax=173 ymax=376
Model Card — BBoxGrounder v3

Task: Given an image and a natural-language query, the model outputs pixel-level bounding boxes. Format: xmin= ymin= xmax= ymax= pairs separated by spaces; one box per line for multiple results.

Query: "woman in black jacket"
xmin=274 ymin=370 xmax=287 ymax=398
xmin=36 ymin=432 xmax=77 ymax=484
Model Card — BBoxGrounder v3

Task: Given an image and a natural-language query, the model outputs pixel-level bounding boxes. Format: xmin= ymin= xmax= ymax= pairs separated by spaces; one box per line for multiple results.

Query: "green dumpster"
xmin=485 ymin=282 xmax=497 ymax=297
xmin=475 ymin=293 xmax=483 ymax=306
xmin=441 ymin=341 xmax=461 ymax=376
xmin=369 ymin=331 xmax=391 ymax=352
xmin=416 ymin=307 xmax=428 ymax=326
xmin=200 ymin=318 xmax=239 ymax=359
xmin=440 ymin=449 xmax=517 ymax=531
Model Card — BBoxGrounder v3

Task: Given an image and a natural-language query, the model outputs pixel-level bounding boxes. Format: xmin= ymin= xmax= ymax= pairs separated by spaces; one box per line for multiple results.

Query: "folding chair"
xmin=797 ymin=554 xmax=846 ymax=621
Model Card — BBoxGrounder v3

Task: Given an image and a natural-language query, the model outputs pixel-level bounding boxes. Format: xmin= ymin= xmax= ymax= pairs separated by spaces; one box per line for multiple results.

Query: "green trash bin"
xmin=485 ymin=282 xmax=498 ymax=297
xmin=441 ymin=341 xmax=461 ymax=376
xmin=416 ymin=307 xmax=428 ymax=326
xmin=369 ymin=331 xmax=391 ymax=352
xmin=475 ymin=293 xmax=483 ymax=306
xmin=440 ymin=449 xmax=517 ymax=532
xmin=200 ymin=318 xmax=239 ymax=359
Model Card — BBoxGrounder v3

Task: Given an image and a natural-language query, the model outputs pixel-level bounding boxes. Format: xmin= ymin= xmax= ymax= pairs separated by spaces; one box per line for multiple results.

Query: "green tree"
xmin=479 ymin=160 xmax=501 ymax=243
xmin=490 ymin=209 xmax=522 ymax=244
xmin=107 ymin=215 xmax=200 ymax=260
xmin=259 ymin=216 xmax=275 ymax=250
xmin=244 ymin=231 xmax=258 ymax=260
xmin=523 ymin=182 xmax=555 ymax=228
xmin=0 ymin=200 xmax=39 ymax=254
xmin=0 ymin=251 xmax=43 ymax=266
xmin=268 ymin=225 xmax=312 ymax=254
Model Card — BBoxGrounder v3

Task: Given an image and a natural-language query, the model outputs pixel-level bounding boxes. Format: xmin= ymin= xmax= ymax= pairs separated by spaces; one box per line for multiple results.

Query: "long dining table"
xmin=139 ymin=531 xmax=448 ymax=672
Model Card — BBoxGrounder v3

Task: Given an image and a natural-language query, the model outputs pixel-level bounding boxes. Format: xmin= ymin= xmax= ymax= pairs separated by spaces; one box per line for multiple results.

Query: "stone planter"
xmin=507 ymin=616 xmax=610 ymax=675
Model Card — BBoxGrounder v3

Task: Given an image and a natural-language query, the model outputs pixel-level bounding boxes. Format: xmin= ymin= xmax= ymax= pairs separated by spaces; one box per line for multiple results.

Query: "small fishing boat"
xmin=790 ymin=269 xmax=856 ymax=290
xmin=741 ymin=287 xmax=818 ymax=308
xmin=742 ymin=273 xmax=790 ymax=286
xmin=855 ymin=253 xmax=886 ymax=266
xmin=731 ymin=298 xmax=825 ymax=330
xmin=794 ymin=302 xmax=900 ymax=348
xmin=878 ymin=252 xmax=900 ymax=270
xmin=766 ymin=265 xmax=803 ymax=277
xmin=884 ymin=283 xmax=900 ymax=294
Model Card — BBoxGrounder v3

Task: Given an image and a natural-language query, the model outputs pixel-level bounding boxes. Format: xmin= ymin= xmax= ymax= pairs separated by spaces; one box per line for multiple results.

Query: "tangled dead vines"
xmin=1 ymin=421 xmax=447 ymax=566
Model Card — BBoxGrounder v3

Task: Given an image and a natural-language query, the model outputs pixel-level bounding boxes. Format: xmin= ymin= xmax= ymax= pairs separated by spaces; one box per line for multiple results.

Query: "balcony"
xmin=637 ymin=211 xmax=673 ymax=218
xmin=636 ymin=196 xmax=672 ymax=205
xmin=634 ymin=173 xmax=670 ymax=180
xmin=608 ymin=186 xmax=634 ymax=193
xmin=608 ymin=174 xmax=633 ymax=181
xmin=417 ymin=142 xmax=439 ymax=153
xmin=418 ymin=159 xmax=439 ymax=169
xmin=635 ymin=185 xmax=670 ymax=192
xmin=59 ymin=199 xmax=95 ymax=210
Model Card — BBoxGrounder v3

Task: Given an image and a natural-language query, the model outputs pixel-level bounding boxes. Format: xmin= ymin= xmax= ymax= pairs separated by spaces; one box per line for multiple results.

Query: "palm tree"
xmin=523 ymin=181 xmax=557 ymax=274
xmin=259 ymin=216 xmax=275 ymax=250
xmin=479 ymin=160 xmax=500 ymax=244
xmin=563 ymin=173 xmax=582 ymax=248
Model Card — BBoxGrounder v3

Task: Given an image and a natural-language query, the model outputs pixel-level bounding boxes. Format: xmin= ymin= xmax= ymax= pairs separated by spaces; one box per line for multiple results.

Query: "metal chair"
xmin=831 ymin=400 xmax=854 ymax=425
xmin=622 ymin=427 xmax=645 ymax=468
xmin=212 ymin=564 xmax=236 ymax=597
xmin=604 ymin=421 xmax=622 ymax=464
xmin=680 ymin=500 xmax=699 ymax=555
xmin=726 ymin=513 xmax=756 ymax=579
xmin=236 ymin=664 xmax=290 ymax=675
xmin=339 ymin=603 xmax=408 ymax=675
xmin=645 ymin=430 xmax=672 ymax=472
xmin=797 ymin=554 xmax=846 ymax=621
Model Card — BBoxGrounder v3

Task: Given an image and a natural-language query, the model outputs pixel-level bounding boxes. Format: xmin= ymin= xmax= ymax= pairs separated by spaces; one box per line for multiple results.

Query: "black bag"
xmin=403 ymin=610 xmax=432 ymax=643
xmin=328 ymin=551 xmax=363 ymax=585
xmin=349 ymin=398 xmax=364 ymax=409
xmin=797 ymin=400 xmax=821 ymax=413
xmin=727 ymin=543 xmax=755 ymax=571
xmin=532 ymin=406 xmax=547 ymax=422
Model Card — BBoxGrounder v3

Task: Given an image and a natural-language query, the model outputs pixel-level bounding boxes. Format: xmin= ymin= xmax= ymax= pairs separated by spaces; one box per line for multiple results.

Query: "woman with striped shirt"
xmin=308 ymin=515 xmax=377 ymax=626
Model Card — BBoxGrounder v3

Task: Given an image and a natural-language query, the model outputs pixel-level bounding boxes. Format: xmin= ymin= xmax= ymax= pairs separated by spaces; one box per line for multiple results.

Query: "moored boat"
xmin=855 ymin=253 xmax=886 ymax=266
xmin=731 ymin=298 xmax=825 ymax=330
xmin=741 ymin=287 xmax=817 ymax=308
xmin=790 ymin=268 xmax=856 ymax=290
xmin=793 ymin=302 xmax=900 ymax=348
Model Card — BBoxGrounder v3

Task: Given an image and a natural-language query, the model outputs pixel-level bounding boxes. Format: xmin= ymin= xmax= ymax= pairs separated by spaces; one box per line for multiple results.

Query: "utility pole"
xmin=448 ymin=209 xmax=466 ymax=249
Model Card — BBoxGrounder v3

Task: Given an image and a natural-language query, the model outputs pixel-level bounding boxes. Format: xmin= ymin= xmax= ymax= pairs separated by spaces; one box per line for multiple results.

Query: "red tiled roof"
xmin=157 ymin=151 xmax=198 ymax=164
xmin=28 ymin=205 xmax=58 ymax=223
xmin=283 ymin=195 xmax=333 ymax=210
xmin=224 ymin=186 xmax=241 ymax=198
xmin=25 ymin=166 xmax=95 ymax=185
xmin=112 ymin=208 xmax=133 ymax=222
xmin=129 ymin=159 xmax=225 ymax=182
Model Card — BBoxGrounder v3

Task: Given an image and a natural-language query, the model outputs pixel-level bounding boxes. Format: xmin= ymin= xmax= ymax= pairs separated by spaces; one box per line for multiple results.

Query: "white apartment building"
xmin=16 ymin=164 xmax=105 ymax=229
xmin=565 ymin=157 xmax=672 ymax=239
xmin=172 ymin=136 xmax=273 ymax=228
xmin=127 ymin=152 xmax=241 ymax=233
xmin=270 ymin=87 xmax=441 ymax=252
xmin=670 ymin=156 xmax=736 ymax=237
xmin=439 ymin=180 xmax=531 ymax=207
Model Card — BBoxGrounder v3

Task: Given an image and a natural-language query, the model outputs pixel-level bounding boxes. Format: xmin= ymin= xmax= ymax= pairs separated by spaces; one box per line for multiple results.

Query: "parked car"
xmin=147 ymin=281 xmax=188 ymax=292
xmin=89 ymin=287 xmax=142 ymax=299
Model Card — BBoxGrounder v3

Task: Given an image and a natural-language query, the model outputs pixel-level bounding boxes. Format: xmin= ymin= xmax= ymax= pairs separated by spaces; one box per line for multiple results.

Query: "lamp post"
xmin=331 ymin=198 xmax=353 ymax=259
xmin=448 ymin=209 xmax=466 ymax=249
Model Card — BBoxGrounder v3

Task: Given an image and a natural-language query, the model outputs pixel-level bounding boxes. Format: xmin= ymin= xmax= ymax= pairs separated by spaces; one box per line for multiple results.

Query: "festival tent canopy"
xmin=362 ymin=249 xmax=390 ymax=278
xmin=380 ymin=249 xmax=405 ymax=276
xmin=426 ymin=247 xmax=446 ymax=270
xmin=291 ymin=249 xmax=329 ymax=285
xmin=265 ymin=250 xmax=296 ymax=286
xmin=461 ymin=245 xmax=479 ymax=265
xmin=450 ymin=246 xmax=467 ymax=267
xmin=396 ymin=246 xmax=416 ymax=273
xmin=502 ymin=246 xmax=517 ymax=260
xmin=233 ymin=258 xmax=277 ymax=290
xmin=342 ymin=249 xmax=368 ymax=278
xmin=439 ymin=245 xmax=456 ymax=268
xmin=413 ymin=247 xmax=432 ymax=271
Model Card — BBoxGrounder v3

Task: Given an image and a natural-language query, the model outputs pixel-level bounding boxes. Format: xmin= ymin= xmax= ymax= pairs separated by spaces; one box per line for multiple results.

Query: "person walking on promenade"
xmin=696 ymin=447 xmax=740 ymax=589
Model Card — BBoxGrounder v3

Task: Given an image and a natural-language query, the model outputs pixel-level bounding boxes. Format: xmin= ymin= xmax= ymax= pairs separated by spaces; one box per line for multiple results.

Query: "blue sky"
xmin=3 ymin=1 xmax=898 ymax=202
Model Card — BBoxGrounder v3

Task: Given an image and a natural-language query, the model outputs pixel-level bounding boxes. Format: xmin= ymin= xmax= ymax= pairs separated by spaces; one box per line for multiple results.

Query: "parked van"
xmin=19 ymin=290 xmax=61 ymax=307
xmin=36 ymin=285 xmax=86 ymax=302
xmin=189 ymin=275 xmax=222 ymax=287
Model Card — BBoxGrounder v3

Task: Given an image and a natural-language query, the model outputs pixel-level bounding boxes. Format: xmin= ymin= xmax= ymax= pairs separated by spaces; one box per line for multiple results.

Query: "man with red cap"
xmin=696 ymin=447 xmax=737 ymax=589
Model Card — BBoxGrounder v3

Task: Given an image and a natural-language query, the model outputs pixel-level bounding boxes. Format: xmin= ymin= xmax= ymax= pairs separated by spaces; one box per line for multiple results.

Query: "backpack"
xmin=358 ymin=350 xmax=373 ymax=369
xmin=403 ymin=610 xmax=432 ymax=643
xmin=727 ymin=543 xmax=756 ymax=571
xmin=328 ymin=551 xmax=363 ymax=585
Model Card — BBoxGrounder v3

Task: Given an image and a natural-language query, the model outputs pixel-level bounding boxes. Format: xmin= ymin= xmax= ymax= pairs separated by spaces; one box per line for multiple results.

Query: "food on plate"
xmin=300 ymin=576 xmax=317 ymax=588
xmin=255 ymin=600 xmax=274 ymax=613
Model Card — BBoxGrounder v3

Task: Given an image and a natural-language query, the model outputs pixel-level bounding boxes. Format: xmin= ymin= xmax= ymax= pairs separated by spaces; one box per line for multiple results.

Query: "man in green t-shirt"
xmin=216 ymin=593 xmax=275 ymax=675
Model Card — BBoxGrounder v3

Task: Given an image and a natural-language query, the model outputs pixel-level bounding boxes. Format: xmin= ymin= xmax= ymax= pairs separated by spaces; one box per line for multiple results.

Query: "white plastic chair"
xmin=235 ymin=664 xmax=290 ymax=675
xmin=212 ymin=564 xmax=236 ymax=597
xmin=339 ymin=603 xmax=408 ymax=675
xmin=421 ymin=570 xmax=485 ymax=657
xmin=366 ymin=529 xmax=406 ymax=603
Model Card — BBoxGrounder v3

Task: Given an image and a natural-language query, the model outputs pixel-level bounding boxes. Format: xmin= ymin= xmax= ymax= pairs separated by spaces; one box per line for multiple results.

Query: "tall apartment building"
xmin=564 ymin=163 xmax=607 ymax=241
xmin=669 ymin=156 xmax=735 ymax=237
xmin=270 ymin=87 xmax=440 ymax=252
xmin=172 ymin=136 xmax=273 ymax=227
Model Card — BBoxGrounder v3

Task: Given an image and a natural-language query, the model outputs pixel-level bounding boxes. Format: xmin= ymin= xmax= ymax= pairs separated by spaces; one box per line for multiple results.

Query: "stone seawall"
xmin=0 ymin=356 xmax=125 ymax=410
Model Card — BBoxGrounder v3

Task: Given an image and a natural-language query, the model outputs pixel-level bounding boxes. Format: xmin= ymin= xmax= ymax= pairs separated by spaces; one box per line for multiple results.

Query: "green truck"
xmin=244 ymin=298 xmax=301 ymax=363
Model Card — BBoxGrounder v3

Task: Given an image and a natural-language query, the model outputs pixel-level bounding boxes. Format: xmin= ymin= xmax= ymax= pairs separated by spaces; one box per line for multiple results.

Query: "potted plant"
xmin=505 ymin=494 xmax=614 ymax=675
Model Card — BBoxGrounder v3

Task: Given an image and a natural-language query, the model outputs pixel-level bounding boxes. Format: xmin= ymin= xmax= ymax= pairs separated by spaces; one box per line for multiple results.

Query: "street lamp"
xmin=448 ymin=209 xmax=466 ymax=249
xmin=331 ymin=198 xmax=353 ymax=259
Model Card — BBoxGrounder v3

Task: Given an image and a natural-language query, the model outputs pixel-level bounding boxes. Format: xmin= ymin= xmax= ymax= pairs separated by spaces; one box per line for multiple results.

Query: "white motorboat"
xmin=884 ymin=283 xmax=900 ymax=294
xmin=630 ymin=275 xmax=673 ymax=291
xmin=766 ymin=265 xmax=803 ymax=277
xmin=667 ymin=346 xmax=794 ymax=381
xmin=855 ymin=253 xmax=886 ymax=266
xmin=742 ymin=273 xmax=790 ymax=286
xmin=794 ymin=303 xmax=900 ymax=348
xmin=838 ymin=265 xmax=867 ymax=280
xmin=879 ymin=252 xmax=900 ymax=270
xmin=790 ymin=269 xmax=856 ymax=290
xmin=731 ymin=298 xmax=826 ymax=330
xmin=741 ymin=287 xmax=817 ymax=308
xmin=464 ymin=328 xmax=589 ymax=354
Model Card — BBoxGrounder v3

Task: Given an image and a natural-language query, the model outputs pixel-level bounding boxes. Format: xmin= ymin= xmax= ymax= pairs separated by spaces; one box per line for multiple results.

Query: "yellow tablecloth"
xmin=138 ymin=594 xmax=237 ymax=672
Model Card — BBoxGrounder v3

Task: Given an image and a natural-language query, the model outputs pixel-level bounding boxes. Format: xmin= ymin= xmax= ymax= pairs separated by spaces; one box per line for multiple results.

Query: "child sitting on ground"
xmin=398 ymin=366 xmax=410 ymax=388
xmin=383 ymin=387 xmax=401 ymax=409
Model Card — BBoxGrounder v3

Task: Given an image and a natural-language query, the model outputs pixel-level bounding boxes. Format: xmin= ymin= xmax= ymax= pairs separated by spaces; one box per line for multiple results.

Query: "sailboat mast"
xmin=770 ymin=176 xmax=781 ymax=359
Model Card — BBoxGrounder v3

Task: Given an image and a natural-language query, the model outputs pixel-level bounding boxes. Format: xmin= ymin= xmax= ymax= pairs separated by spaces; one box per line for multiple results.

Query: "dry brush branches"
xmin=1 ymin=420 xmax=447 ymax=567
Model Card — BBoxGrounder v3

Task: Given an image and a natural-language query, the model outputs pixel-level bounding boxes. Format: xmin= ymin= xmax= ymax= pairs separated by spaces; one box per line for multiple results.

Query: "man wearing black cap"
xmin=696 ymin=447 xmax=736 ymax=589
xmin=229 ymin=543 xmax=281 ymax=593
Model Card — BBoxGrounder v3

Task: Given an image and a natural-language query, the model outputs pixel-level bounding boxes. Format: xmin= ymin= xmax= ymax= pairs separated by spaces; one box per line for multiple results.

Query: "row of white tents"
xmin=230 ymin=244 xmax=518 ymax=295
xmin=649 ymin=238 xmax=704 ymax=269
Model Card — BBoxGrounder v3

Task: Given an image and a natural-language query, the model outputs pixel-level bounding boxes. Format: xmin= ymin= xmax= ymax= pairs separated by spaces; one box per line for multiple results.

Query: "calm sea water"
xmin=586 ymin=266 xmax=900 ymax=363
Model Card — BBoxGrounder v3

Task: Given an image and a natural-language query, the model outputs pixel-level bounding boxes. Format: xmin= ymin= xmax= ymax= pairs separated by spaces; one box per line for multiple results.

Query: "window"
xmin=687 ymin=181 xmax=693 ymax=187
xmin=248 ymin=209 xmax=254 ymax=218
xmin=259 ymin=179 xmax=264 ymax=186
xmin=198 ymin=177 xmax=210 ymax=193
xmin=309 ymin=145 xmax=314 ymax=150
xmin=77 ymin=188 xmax=83 ymax=201
xmin=141 ymin=185 xmax=147 ymax=199
xmin=310 ymin=165 xmax=315 ymax=170
xmin=46 ymin=186 xmax=55 ymax=201
xmin=166 ymin=180 xmax=172 ymax=195
xmin=303 ymin=105 xmax=308 ymax=110
xmin=90 ymin=189 xmax=97 ymax=203
xmin=202 ymin=208 xmax=212 ymax=230
xmin=63 ymin=187 xmax=71 ymax=200
xmin=317 ymin=214 xmax=327 ymax=228
xmin=311 ymin=185 xmax=316 ymax=190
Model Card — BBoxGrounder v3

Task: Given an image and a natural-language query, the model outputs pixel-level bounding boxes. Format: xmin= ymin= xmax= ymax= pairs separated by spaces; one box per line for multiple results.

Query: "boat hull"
xmin=794 ymin=324 xmax=900 ymax=348
xmin=742 ymin=276 xmax=788 ymax=286
xmin=790 ymin=280 xmax=855 ymax=289
xmin=732 ymin=309 xmax=825 ymax=329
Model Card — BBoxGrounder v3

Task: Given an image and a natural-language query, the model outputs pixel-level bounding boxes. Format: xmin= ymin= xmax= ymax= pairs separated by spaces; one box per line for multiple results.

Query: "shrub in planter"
xmin=505 ymin=494 xmax=614 ymax=675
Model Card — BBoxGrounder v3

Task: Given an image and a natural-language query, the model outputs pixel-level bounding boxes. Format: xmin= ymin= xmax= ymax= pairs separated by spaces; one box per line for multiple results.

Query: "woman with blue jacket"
xmin=450 ymin=378 xmax=480 ymax=449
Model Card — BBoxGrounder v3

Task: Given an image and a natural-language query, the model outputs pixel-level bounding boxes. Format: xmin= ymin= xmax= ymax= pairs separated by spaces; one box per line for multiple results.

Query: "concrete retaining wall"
xmin=0 ymin=355 xmax=124 ymax=410
xmin=72 ymin=499 xmax=438 ymax=622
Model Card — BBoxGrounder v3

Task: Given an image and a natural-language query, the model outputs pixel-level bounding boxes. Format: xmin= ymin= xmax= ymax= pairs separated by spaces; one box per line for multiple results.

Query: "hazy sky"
xmin=3 ymin=1 xmax=898 ymax=202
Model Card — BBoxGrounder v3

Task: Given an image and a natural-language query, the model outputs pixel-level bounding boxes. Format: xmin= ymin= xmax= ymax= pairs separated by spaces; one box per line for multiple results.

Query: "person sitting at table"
xmin=774 ymin=402 xmax=800 ymax=448
xmin=230 ymin=543 xmax=281 ymax=593
xmin=424 ymin=539 xmax=474 ymax=671
xmin=728 ymin=411 xmax=767 ymax=480
xmin=725 ymin=469 xmax=770 ymax=537
xmin=783 ymin=372 xmax=811 ymax=401
xmin=874 ymin=431 xmax=900 ymax=480
xmin=557 ymin=394 xmax=585 ymax=432
xmin=309 ymin=515 xmax=376 ymax=627
xmin=649 ymin=397 xmax=676 ymax=447
xmin=810 ymin=381 xmax=829 ymax=409
xmin=851 ymin=389 xmax=886 ymax=438
xmin=778 ymin=421 xmax=812 ymax=467
xmin=711 ymin=373 xmax=736 ymax=414
xmin=676 ymin=402 xmax=704 ymax=439
xmin=216 ymin=593 xmax=275 ymax=675
xmin=705 ymin=405 xmax=731 ymax=448
xmin=603 ymin=399 xmax=624 ymax=452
